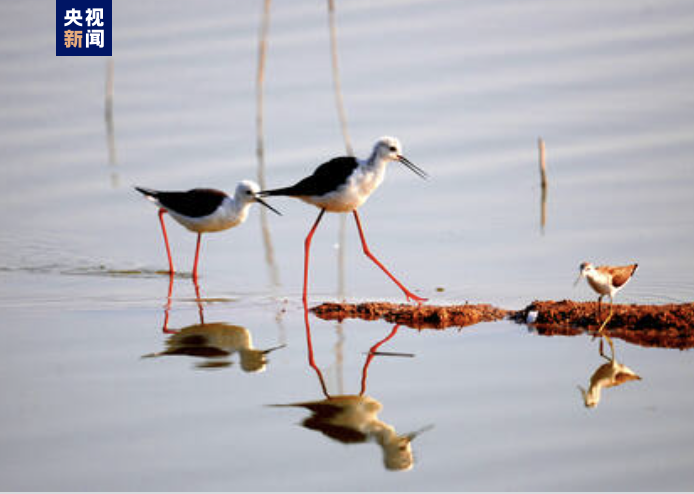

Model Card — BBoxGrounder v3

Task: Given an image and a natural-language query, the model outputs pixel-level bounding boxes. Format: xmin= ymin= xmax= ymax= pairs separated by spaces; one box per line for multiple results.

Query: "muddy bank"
xmin=311 ymin=302 xmax=509 ymax=329
xmin=311 ymin=300 xmax=694 ymax=349
xmin=515 ymin=300 xmax=694 ymax=349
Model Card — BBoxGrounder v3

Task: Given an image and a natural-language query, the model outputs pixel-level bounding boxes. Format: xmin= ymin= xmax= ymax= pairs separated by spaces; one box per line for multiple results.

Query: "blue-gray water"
xmin=1 ymin=0 xmax=694 ymax=490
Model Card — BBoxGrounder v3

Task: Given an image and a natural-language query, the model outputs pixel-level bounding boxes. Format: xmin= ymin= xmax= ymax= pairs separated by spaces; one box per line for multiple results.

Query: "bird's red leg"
xmin=162 ymin=272 xmax=175 ymax=334
xmin=192 ymin=233 xmax=202 ymax=282
xmin=303 ymin=209 xmax=326 ymax=306
xmin=352 ymin=210 xmax=427 ymax=304
xmin=303 ymin=303 xmax=329 ymax=398
xmin=193 ymin=276 xmax=205 ymax=325
xmin=360 ymin=325 xmax=400 ymax=396
xmin=158 ymin=208 xmax=175 ymax=274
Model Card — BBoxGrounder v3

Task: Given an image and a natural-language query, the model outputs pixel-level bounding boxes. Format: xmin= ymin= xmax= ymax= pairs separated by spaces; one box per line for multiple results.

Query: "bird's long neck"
xmin=236 ymin=197 xmax=253 ymax=214
xmin=364 ymin=152 xmax=389 ymax=177
xmin=222 ymin=196 xmax=251 ymax=226
xmin=582 ymin=383 xmax=602 ymax=407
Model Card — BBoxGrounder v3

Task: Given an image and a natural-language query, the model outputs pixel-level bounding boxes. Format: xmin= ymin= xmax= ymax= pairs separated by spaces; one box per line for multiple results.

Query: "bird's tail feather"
xmin=258 ymin=187 xmax=297 ymax=197
xmin=134 ymin=186 xmax=159 ymax=199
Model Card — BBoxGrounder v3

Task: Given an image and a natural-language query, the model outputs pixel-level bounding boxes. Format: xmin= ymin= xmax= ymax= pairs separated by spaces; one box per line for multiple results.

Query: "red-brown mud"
xmin=311 ymin=302 xmax=509 ymax=330
xmin=311 ymin=300 xmax=694 ymax=349
xmin=514 ymin=300 xmax=694 ymax=349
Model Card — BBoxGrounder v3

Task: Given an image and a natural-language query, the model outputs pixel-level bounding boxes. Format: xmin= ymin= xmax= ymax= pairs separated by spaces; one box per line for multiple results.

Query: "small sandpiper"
xmin=259 ymin=136 xmax=428 ymax=304
xmin=575 ymin=262 xmax=638 ymax=332
xmin=135 ymin=180 xmax=281 ymax=281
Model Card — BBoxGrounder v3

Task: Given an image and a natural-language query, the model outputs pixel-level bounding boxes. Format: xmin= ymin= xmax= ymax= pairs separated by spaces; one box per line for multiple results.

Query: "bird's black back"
xmin=136 ymin=187 xmax=228 ymax=217
xmin=261 ymin=156 xmax=359 ymax=197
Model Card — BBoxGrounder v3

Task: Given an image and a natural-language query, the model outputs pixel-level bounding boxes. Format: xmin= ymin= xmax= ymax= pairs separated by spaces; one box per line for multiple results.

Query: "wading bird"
xmin=575 ymin=262 xmax=638 ymax=333
xmin=135 ymin=180 xmax=281 ymax=281
xmin=259 ymin=136 xmax=428 ymax=304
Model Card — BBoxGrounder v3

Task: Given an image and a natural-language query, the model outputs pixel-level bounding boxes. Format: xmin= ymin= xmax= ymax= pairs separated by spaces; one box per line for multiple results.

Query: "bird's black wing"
xmin=302 ymin=416 xmax=368 ymax=444
xmin=261 ymin=156 xmax=359 ymax=197
xmin=154 ymin=188 xmax=227 ymax=217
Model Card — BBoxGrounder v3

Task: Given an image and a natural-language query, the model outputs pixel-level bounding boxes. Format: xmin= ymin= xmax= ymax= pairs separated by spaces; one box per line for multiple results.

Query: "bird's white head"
xmin=578 ymin=385 xmax=599 ymax=408
xmin=371 ymin=136 xmax=427 ymax=179
xmin=575 ymin=261 xmax=595 ymax=286
xmin=235 ymin=180 xmax=282 ymax=215
xmin=235 ymin=180 xmax=260 ymax=202
xmin=373 ymin=136 xmax=402 ymax=161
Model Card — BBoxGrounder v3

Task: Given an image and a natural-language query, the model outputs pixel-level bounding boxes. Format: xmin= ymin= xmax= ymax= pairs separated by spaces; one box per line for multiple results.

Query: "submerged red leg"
xmin=360 ymin=325 xmax=401 ymax=396
xmin=162 ymin=272 xmax=175 ymax=334
xmin=158 ymin=209 xmax=175 ymax=274
xmin=303 ymin=209 xmax=326 ymax=305
xmin=303 ymin=303 xmax=329 ymax=398
xmin=193 ymin=276 xmax=205 ymax=325
xmin=192 ymin=233 xmax=202 ymax=282
xmin=352 ymin=210 xmax=427 ymax=304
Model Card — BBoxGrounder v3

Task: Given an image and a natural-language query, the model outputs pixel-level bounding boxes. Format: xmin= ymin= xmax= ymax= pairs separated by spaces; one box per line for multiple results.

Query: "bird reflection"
xmin=143 ymin=321 xmax=284 ymax=372
xmin=273 ymin=308 xmax=429 ymax=471
xmin=150 ymin=276 xmax=284 ymax=371
xmin=161 ymin=274 xmax=205 ymax=334
xmin=579 ymin=335 xmax=641 ymax=408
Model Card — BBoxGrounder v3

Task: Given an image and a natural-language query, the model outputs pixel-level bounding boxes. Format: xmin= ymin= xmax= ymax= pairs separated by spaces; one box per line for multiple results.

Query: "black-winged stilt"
xmin=274 ymin=306 xmax=427 ymax=471
xmin=575 ymin=262 xmax=639 ymax=332
xmin=259 ymin=136 xmax=427 ymax=304
xmin=143 ymin=321 xmax=285 ymax=372
xmin=135 ymin=180 xmax=281 ymax=281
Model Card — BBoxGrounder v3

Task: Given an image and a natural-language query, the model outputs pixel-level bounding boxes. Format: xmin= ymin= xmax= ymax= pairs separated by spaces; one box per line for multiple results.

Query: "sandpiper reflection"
xmin=273 ymin=309 xmax=428 ymax=471
xmin=579 ymin=335 xmax=641 ymax=408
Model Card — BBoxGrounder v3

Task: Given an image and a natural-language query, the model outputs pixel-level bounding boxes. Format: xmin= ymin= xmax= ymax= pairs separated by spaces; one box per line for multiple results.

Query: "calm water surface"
xmin=1 ymin=0 xmax=694 ymax=490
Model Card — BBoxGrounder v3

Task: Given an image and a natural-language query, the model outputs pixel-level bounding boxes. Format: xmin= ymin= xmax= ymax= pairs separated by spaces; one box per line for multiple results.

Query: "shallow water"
xmin=2 ymin=0 xmax=694 ymax=490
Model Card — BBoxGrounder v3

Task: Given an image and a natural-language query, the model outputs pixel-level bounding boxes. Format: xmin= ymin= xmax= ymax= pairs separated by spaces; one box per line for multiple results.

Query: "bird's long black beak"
xmin=397 ymin=155 xmax=428 ymax=179
xmin=261 ymin=344 xmax=287 ymax=355
xmin=405 ymin=424 xmax=435 ymax=442
xmin=255 ymin=196 xmax=282 ymax=216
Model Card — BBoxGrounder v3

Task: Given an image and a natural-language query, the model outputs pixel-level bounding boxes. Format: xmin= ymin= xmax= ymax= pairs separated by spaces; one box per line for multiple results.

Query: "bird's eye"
xmin=246 ymin=191 xmax=252 ymax=195
xmin=389 ymin=146 xmax=397 ymax=152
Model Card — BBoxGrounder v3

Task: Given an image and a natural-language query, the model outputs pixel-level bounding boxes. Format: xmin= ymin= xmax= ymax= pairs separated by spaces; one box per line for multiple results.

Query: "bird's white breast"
xmin=169 ymin=198 xmax=248 ymax=233
xmin=586 ymin=272 xmax=613 ymax=296
xmin=303 ymin=164 xmax=386 ymax=212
